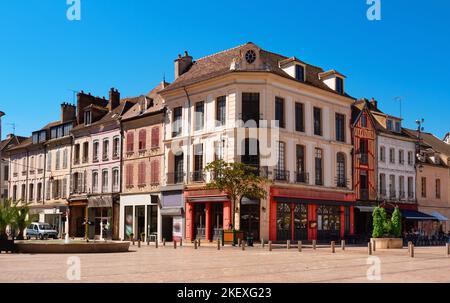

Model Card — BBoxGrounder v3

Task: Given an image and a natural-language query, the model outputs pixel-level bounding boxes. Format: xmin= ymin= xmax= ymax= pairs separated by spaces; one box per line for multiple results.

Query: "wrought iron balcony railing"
xmin=167 ymin=171 xmax=185 ymax=185
xmin=295 ymin=172 xmax=309 ymax=184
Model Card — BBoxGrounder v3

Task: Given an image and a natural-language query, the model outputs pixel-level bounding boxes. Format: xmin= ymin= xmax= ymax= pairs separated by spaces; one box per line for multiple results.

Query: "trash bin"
xmin=246 ymin=233 xmax=254 ymax=247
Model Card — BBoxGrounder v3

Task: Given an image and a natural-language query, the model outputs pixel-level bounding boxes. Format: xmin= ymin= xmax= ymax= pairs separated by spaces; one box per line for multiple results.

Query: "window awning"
xmin=241 ymin=197 xmax=260 ymax=205
xmin=400 ymin=210 xmax=437 ymax=220
xmin=87 ymin=196 xmax=112 ymax=208
xmin=160 ymin=207 xmax=183 ymax=216
xmin=355 ymin=206 xmax=375 ymax=213
xmin=431 ymin=211 xmax=449 ymax=221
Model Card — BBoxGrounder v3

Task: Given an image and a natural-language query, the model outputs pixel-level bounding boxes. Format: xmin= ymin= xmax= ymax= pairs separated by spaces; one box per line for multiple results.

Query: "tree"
xmin=0 ymin=199 xmax=15 ymax=241
xmin=372 ymin=207 xmax=385 ymax=238
xmin=12 ymin=204 xmax=32 ymax=240
xmin=391 ymin=207 xmax=402 ymax=238
xmin=204 ymin=160 xmax=270 ymax=231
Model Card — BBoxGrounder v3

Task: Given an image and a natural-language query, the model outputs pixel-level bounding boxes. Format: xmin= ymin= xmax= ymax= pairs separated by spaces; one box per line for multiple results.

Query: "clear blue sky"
xmin=1 ymin=0 xmax=450 ymax=139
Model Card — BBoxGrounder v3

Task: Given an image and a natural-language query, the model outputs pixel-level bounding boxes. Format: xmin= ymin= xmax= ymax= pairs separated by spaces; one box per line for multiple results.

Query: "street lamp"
xmin=415 ymin=118 xmax=425 ymax=172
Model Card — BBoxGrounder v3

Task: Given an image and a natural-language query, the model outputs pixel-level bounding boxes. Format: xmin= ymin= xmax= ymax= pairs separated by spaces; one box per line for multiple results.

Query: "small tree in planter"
xmin=391 ymin=207 xmax=402 ymax=238
xmin=12 ymin=204 xmax=32 ymax=240
xmin=371 ymin=206 xmax=403 ymax=249
xmin=204 ymin=160 xmax=269 ymax=244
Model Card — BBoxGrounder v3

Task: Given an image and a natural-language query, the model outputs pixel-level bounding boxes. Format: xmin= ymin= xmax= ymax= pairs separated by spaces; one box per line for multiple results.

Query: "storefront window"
xmin=147 ymin=205 xmax=158 ymax=236
xmin=276 ymin=203 xmax=291 ymax=241
xmin=293 ymin=204 xmax=308 ymax=240
xmin=124 ymin=206 xmax=133 ymax=240
xmin=317 ymin=205 xmax=340 ymax=231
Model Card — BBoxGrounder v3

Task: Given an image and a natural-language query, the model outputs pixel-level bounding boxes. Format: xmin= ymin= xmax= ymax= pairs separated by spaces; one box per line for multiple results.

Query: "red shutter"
xmin=139 ymin=130 xmax=147 ymax=151
xmin=127 ymin=132 xmax=134 ymax=152
xmin=138 ymin=162 xmax=146 ymax=186
xmin=151 ymin=127 xmax=160 ymax=148
xmin=151 ymin=160 xmax=160 ymax=184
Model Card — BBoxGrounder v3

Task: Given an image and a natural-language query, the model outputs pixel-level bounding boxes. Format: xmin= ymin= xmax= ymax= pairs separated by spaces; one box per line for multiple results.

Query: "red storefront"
xmin=269 ymin=186 xmax=355 ymax=242
xmin=185 ymin=188 xmax=232 ymax=242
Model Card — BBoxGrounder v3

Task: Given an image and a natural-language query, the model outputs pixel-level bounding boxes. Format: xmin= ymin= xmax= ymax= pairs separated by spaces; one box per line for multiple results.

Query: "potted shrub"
xmin=371 ymin=206 xmax=403 ymax=249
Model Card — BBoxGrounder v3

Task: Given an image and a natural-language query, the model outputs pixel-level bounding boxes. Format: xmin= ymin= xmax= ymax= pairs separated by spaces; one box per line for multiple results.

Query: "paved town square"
xmin=1 ymin=244 xmax=449 ymax=283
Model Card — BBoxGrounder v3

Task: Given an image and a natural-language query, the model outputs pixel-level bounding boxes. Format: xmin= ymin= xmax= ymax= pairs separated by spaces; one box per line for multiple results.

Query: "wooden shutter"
xmin=151 ymin=127 xmax=160 ymax=148
xmin=127 ymin=132 xmax=134 ymax=152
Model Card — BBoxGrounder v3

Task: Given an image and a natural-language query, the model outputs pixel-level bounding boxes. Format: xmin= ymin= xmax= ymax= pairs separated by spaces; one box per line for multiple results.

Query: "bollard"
xmin=147 ymin=238 xmax=150 ymax=246
xmin=261 ymin=238 xmax=265 ymax=249
xmin=312 ymin=240 xmax=316 ymax=250
xmin=132 ymin=237 xmax=135 ymax=246
xmin=446 ymin=243 xmax=449 ymax=256
xmin=217 ymin=239 xmax=220 ymax=250
xmin=174 ymin=240 xmax=177 ymax=249
xmin=341 ymin=240 xmax=345 ymax=251
xmin=155 ymin=240 xmax=158 ymax=248
xmin=138 ymin=240 xmax=141 ymax=248
xmin=287 ymin=240 xmax=291 ymax=250
xmin=237 ymin=238 xmax=241 ymax=247
xmin=331 ymin=241 xmax=335 ymax=253
xmin=242 ymin=242 xmax=245 ymax=251
xmin=163 ymin=238 xmax=166 ymax=246
xmin=410 ymin=243 xmax=414 ymax=258
xmin=269 ymin=241 xmax=272 ymax=251
xmin=180 ymin=239 xmax=183 ymax=247
xmin=408 ymin=241 xmax=412 ymax=254
xmin=372 ymin=240 xmax=376 ymax=252
xmin=368 ymin=242 xmax=372 ymax=255
xmin=198 ymin=238 xmax=201 ymax=247
xmin=298 ymin=241 xmax=302 ymax=252
xmin=194 ymin=239 xmax=198 ymax=250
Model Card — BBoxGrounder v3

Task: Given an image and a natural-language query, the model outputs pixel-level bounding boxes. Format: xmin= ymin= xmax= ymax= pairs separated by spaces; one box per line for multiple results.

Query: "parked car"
xmin=26 ymin=223 xmax=58 ymax=240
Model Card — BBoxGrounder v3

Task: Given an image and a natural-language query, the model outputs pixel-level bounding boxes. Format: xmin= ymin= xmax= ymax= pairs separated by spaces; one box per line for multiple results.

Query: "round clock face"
xmin=245 ymin=50 xmax=256 ymax=64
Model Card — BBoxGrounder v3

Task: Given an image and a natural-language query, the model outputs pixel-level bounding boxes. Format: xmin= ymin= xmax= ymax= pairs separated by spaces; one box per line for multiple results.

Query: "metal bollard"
xmin=261 ymin=238 xmax=265 ymax=249
xmin=132 ymin=237 xmax=135 ymax=246
xmin=194 ymin=239 xmax=198 ymax=250
xmin=298 ymin=241 xmax=302 ymax=252
xmin=147 ymin=238 xmax=150 ymax=246
xmin=446 ymin=243 xmax=449 ymax=256
xmin=410 ymin=243 xmax=414 ymax=258
xmin=237 ymin=238 xmax=241 ymax=247
xmin=408 ymin=241 xmax=412 ymax=254
xmin=198 ymin=238 xmax=201 ymax=247
xmin=269 ymin=241 xmax=272 ymax=251
xmin=217 ymin=239 xmax=220 ymax=250
xmin=287 ymin=240 xmax=291 ymax=250
xmin=341 ymin=240 xmax=345 ymax=251
xmin=180 ymin=239 xmax=182 ymax=247
xmin=155 ymin=240 xmax=158 ymax=248
xmin=312 ymin=240 xmax=316 ymax=250
xmin=138 ymin=240 xmax=141 ymax=248
xmin=331 ymin=241 xmax=335 ymax=253
xmin=242 ymin=242 xmax=245 ymax=251
xmin=174 ymin=240 xmax=177 ymax=249
xmin=372 ymin=240 xmax=376 ymax=252
xmin=163 ymin=238 xmax=166 ymax=246
xmin=368 ymin=242 xmax=372 ymax=255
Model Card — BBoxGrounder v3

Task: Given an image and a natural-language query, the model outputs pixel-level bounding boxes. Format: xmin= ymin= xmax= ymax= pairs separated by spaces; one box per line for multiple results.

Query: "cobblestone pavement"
xmin=1 ymin=243 xmax=449 ymax=283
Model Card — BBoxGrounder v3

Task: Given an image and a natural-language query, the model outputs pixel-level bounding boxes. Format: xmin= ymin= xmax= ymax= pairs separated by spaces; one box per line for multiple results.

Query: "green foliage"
xmin=204 ymin=160 xmax=270 ymax=228
xmin=372 ymin=206 xmax=402 ymax=238
xmin=372 ymin=207 xmax=385 ymax=238
xmin=391 ymin=207 xmax=402 ymax=237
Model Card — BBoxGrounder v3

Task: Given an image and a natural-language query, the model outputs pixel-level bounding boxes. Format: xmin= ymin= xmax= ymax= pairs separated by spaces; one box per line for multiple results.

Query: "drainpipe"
xmin=183 ymin=87 xmax=192 ymax=184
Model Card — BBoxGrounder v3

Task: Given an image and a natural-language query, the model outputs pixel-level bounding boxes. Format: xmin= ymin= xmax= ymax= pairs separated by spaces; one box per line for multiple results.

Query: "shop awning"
xmin=160 ymin=207 xmax=183 ymax=216
xmin=188 ymin=196 xmax=228 ymax=203
xmin=241 ymin=197 xmax=260 ymax=205
xmin=431 ymin=211 xmax=449 ymax=221
xmin=355 ymin=206 xmax=375 ymax=213
xmin=87 ymin=196 xmax=112 ymax=208
xmin=400 ymin=210 xmax=437 ymax=220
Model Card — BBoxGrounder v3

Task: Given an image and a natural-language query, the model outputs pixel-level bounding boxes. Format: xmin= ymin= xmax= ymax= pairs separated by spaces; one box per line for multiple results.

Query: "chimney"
xmin=108 ymin=88 xmax=121 ymax=112
xmin=174 ymin=51 xmax=193 ymax=80
xmin=369 ymin=98 xmax=378 ymax=109
xmin=7 ymin=133 xmax=13 ymax=139
xmin=61 ymin=103 xmax=76 ymax=123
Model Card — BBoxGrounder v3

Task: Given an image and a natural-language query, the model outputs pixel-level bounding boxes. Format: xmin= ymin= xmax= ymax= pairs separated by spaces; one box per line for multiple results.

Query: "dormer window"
xmin=395 ymin=121 xmax=401 ymax=133
xmin=387 ymin=119 xmax=393 ymax=131
xmin=295 ymin=64 xmax=305 ymax=82
xmin=336 ymin=77 xmax=344 ymax=95
xmin=84 ymin=110 xmax=92 ymax=125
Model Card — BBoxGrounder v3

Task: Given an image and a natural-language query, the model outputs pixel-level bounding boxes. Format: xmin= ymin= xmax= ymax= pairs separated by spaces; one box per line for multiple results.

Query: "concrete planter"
xmin=371 ymin=238 xmax=403 ymax=249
